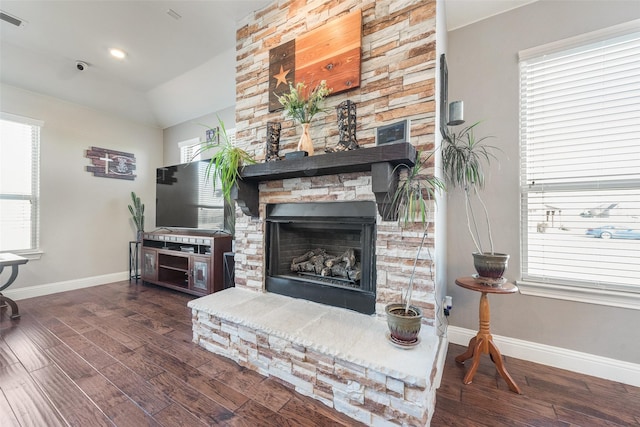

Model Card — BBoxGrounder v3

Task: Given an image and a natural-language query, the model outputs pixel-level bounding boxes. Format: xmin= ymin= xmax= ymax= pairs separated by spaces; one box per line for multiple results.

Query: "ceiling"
xmin=0 ymin=0 xmax=536 ymax=129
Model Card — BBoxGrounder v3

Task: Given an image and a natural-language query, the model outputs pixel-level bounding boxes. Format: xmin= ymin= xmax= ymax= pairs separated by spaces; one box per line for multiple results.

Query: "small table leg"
xmin=488 ymin=339 xmax=520 ymax=393
xmin=0 ymin=293 xmax=20 ymax=319
xmin=456 ymin=292 xmax=521 ymax=394
xmin=0 ymin=261 xmax=26 ymax=320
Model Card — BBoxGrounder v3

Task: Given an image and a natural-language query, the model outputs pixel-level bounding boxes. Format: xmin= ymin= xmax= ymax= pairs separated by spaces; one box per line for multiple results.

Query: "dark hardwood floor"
xmin=1 ymin=281 xmax=638 ymax=426
xmin=434 ymin=343 xmax=640 ymax=427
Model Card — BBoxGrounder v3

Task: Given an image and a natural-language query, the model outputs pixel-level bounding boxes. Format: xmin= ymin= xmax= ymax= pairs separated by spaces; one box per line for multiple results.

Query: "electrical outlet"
xmin=444 ymin=296 xmax=452 ymax=316
xmin=445 ymin=296 xmax=453 ymax=310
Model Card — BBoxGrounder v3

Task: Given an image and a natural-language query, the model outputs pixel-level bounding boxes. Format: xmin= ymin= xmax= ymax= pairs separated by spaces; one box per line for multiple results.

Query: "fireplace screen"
xmin=265 ymin=201 xmax=376 ymax=314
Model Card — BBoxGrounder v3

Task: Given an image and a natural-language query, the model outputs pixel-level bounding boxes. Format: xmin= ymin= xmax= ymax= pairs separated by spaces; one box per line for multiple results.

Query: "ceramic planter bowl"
xmin=473 ymin=252 xmax=510 ymax=279
xmin=385 ymin=303 xmax=422 ymax=345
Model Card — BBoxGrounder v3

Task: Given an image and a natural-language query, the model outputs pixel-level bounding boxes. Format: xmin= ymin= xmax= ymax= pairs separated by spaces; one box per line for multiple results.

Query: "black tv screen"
xmin=156 ymin=160 xmax=226 ymax=230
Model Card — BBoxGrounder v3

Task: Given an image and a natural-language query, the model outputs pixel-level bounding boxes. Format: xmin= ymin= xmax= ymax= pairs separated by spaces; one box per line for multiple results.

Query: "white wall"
xmin=446 ymin=0 xmax=640 ymax=363
xmin=1 ymin=84 xmax=162 ymax=292
xmin=162 ymin=105 xmax=235 ymax=166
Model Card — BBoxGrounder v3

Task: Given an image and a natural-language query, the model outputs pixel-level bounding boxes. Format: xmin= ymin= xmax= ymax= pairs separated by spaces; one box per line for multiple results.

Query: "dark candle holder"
xmin=265 ymin=122 xmax=282 ymax=162
xmin=327 ymin=100 xmax=359 ymax=152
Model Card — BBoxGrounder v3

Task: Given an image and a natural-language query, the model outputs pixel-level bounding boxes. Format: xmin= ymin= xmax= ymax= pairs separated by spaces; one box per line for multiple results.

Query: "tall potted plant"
xmin=385 ymin=152 xmax=445 ymax=346
xmin=276 ymin=80 xmax=331 ymax=156
xmin=128 ymin=191 xmax=144 ymax=241
xmin=442 ymin=121 xmax=507 ymax=283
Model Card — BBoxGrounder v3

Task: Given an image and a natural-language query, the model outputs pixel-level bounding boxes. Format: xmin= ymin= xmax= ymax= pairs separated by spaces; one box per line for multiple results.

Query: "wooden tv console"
xmin=141 ymin=230 xmax=232 ymax=296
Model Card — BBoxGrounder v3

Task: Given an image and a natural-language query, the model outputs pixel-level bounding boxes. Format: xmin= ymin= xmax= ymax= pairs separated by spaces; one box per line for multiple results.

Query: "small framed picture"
xmin=376 ymin=120 xmax=410 ymax=145
xmin=206 ymin=127 xmax=219 ymax=143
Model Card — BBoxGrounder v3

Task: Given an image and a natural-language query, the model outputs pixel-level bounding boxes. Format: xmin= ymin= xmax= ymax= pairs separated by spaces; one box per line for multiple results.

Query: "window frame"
xmin=517 ymin=20 xmax=640 ymax=310
xmin=0 ymin=112 xmax=43 ymax=257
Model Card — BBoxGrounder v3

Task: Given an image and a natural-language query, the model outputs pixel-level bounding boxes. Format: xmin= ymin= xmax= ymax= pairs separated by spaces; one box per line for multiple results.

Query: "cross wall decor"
xmin=85 ymin=146 xmax=137 ymax=180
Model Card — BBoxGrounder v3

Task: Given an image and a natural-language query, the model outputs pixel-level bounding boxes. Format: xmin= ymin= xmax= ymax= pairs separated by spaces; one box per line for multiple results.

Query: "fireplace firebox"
xmin=265 ymin=201 xmax=376 ymax=314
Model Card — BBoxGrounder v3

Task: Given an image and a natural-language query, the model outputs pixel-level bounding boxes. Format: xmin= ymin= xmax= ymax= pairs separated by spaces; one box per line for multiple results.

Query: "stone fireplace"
xmin=189 ymin=1 xmax=444 ymax=425
xmin=190 ymin=152 xmax=443 ymax=425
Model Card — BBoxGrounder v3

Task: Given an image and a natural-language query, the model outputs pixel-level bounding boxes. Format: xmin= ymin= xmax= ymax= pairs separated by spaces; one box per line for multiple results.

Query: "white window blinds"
xmin=179 ymin=137 xmax=202 ymax=163
xmin=519 ymin=23 xmax=640 ymax=292
xmin=0 ymin=113 xmax=42 ymax=252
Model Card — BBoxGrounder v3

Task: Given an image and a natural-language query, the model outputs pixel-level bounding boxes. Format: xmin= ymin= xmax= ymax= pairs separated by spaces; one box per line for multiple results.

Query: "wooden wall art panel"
xmin=85 ymin=146 xmax=136 ymax=180
xmin=269 ymin=40 xmax=296 ymax=111
xmin=268 ymin=10 xmax=362 ymax=112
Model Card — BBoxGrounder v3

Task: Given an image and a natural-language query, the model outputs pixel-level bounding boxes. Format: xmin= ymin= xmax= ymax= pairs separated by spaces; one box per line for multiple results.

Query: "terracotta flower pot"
xmin=385 ymin=303 xmax=422 ymax=345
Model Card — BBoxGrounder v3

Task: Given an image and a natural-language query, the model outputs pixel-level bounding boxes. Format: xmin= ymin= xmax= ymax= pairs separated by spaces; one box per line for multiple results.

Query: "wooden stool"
xmin=454 ymin=276 xmax=521 ymax=394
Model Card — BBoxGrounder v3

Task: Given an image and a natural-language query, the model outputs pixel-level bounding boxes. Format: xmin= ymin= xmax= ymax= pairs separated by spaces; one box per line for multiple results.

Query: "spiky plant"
xmin=390 ymin=151 xmax=446 ymax=226
xmin=388 ymin=151 xmax=445 ymax=314
xmin=128 ymin=191 xmax=144 ymax=234
xmin=193 ymin=117 xmax=255 ymax=203
xmin=442 ymin=121 xmax=499 ymax=254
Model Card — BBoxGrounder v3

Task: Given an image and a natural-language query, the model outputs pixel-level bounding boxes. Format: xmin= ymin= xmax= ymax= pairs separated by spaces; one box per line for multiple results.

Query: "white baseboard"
xmin=3 ymin=272 xmax=129 ymax=301
xmin=447 ymin=325 xmax=640 ymax=388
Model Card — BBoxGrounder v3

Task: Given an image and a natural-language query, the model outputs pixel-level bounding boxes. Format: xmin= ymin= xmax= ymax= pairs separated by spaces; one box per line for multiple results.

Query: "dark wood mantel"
xmin=231 ymin=142 xmax=417 ymax=220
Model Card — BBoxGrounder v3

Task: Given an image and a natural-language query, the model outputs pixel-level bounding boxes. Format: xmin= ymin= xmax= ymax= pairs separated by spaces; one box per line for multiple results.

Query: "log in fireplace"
xmin=265 ymin=201 xmax=376 ymax=314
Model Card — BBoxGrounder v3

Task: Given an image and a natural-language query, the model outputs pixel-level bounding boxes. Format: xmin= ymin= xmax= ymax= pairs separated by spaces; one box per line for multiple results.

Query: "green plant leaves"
xmin=442 ymin=121 xmax=498 ymax=191
xmin=389 ymin=151 xmax=445 ymax=227
xmin=128 ymin=191 xmax=144 ymax=232
xmin=276 ymin=81 xmax=331 ymax=124
xmin=442 ymin=121 xmax=500 ymax=254
xmin=192 ymin=117 xmax=256 ymax=203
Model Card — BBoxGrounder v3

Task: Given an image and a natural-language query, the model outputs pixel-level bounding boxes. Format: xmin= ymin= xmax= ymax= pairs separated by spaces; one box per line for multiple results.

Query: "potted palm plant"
xmin=276 ymin=80 xmax=331 ymax=156
xmin=193 ymin=118 xmax=255 ymax=236
xmin=385 ymin=152 xmax=445 ymax=346
xmin=194 ymin=118 xmax=255 ymax=204
xmin=442 ymin=121 xmax=507 ymax=283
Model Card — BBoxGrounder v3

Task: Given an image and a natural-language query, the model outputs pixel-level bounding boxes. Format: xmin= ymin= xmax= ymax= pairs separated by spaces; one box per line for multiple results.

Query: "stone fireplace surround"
xmin=189 ymin=0 xmax=443 ymax=424
xmin=189 ymin=146 xmax=443 ymax=425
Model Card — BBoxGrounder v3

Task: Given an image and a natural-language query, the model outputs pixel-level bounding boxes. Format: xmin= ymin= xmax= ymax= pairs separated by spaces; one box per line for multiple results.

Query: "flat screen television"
xmin=156 ymin=160 xmax=227 ymax=230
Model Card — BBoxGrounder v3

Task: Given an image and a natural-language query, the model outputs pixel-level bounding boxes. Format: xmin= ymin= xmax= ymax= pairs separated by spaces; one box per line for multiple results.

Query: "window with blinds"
xmin=0 ymin=113 xmax=42 ymax=253
xmin=178 ymin=128 xmax=236 ymax=163
xmin=519 ymin=22 xmax=640 ymax=293
xmin=179 ymin=137 xmax=202 ymax=163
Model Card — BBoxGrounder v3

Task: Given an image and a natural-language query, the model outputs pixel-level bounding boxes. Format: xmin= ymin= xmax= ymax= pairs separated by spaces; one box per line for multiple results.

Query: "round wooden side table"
xmin=454 ymin=276 xmax=521 ymax=394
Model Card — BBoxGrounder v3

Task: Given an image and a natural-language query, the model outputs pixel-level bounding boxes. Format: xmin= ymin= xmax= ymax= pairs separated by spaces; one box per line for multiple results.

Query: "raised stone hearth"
xmin=189 ymin=288 xmax=439 ymax=425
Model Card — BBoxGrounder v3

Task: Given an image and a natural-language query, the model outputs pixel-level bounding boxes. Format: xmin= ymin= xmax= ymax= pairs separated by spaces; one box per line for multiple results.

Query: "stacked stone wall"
xmin=192 ymin=307 xmax=435 ymax=425
xmin=233 ymin=0 xmax=438 ymax=321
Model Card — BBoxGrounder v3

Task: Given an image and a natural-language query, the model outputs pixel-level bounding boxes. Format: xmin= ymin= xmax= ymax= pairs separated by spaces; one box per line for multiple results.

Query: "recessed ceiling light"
xmin=109 ymin=48 xmax=127 ymax=59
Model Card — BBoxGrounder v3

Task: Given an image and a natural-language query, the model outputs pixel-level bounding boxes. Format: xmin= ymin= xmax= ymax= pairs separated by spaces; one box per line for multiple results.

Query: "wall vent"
xmin=0 ymin=11 xmax=24 ymax=27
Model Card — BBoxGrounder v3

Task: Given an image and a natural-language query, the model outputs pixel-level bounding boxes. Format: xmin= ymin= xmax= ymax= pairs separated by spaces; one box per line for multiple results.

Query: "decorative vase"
xmin=385 ymin=303 xmax=422 ymax=346
xmin=472 ymin=252 xmax=510 ymax=281
xmin=297 ymin=123 xmax=314 ymax=156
